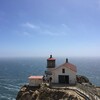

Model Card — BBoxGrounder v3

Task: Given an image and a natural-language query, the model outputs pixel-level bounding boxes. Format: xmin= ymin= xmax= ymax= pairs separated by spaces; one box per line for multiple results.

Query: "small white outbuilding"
xmin=28 ymin=76 xmax=43 ymax=86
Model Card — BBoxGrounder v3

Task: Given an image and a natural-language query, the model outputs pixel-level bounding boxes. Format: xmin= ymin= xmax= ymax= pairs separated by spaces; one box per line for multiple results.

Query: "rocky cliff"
xmin=16 ymin=85 xmax=84 ymax=100
xmin=16 ymin=76 xmax=100 ymax=100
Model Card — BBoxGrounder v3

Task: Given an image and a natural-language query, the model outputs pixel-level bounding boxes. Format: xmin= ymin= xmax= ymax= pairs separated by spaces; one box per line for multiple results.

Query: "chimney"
xmin=66 ymin=58 xmax=68 ymax=63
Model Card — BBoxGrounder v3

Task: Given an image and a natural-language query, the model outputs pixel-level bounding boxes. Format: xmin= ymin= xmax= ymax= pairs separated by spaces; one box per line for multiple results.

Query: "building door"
xmin=59 ymin=75 xmax=69 ymax=84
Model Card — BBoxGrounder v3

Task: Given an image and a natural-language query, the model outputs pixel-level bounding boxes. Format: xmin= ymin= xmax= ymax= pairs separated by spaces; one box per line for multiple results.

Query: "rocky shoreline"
xmin=16 ymin=75 xmax=100 ymax=100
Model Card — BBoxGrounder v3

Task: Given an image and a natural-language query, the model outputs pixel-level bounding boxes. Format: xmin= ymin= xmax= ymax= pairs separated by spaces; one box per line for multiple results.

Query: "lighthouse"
xmin=47 ymin=55 xmax=56 ymax=71
xmin=45 ymin=55 xmax=56 ymax=76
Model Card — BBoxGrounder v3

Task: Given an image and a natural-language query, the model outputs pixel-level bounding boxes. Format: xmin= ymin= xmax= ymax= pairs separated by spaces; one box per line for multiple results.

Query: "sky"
xmin=0 ymin=0 xmax=100 ymax=57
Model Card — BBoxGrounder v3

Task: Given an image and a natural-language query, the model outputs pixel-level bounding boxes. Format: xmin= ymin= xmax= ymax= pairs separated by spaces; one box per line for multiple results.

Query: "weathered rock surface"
xmin=16 ymin=84 xmax=100 ymax=100
xmin=76 ymin=75 xmax=92 ymax=84
xmin=16 ymin=85 xmax=84 ymax=100
xmin=16 ymin=76 xmax=100 ymax=100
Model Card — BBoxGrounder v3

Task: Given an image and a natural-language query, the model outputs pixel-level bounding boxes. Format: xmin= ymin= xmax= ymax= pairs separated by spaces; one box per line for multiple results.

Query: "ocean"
xmin=0 ymin=57 xmax=100 ymax=100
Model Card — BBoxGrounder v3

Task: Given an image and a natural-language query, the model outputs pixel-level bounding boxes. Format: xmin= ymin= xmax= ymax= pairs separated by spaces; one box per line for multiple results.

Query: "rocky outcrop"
xmin=76 ymin=75 xmax=92 ymax=85
xmin=16 ymin=85 xmax=85 ymax=100
xmin=16 ymin=76 xmax=100 ymax=100
xmin=16 ymin=83 xmax=100 ymax=100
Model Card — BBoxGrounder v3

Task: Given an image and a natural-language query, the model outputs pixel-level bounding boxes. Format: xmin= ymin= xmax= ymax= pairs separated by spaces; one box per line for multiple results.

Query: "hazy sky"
xmin=0 ymin=0 xmax=100 ymax=57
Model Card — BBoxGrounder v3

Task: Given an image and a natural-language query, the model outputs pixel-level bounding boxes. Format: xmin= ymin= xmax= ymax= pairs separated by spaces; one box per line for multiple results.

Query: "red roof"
xmin=47 ymin=55 xmax=56 ymax=60
xmin=28 ymin=76 xmax=43 ymax=80
xmin=53 ymin=62 xmax=77 ymax=72
xmin=47 ymin=58 xmax=56 ymax=60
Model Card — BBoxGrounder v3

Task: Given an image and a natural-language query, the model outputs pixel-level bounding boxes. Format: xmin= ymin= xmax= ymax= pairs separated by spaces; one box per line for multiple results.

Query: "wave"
xmin=0 ymin=94 xmax=16 ymax=100
xmin=4 ymin=86 xmax=19 ymax=92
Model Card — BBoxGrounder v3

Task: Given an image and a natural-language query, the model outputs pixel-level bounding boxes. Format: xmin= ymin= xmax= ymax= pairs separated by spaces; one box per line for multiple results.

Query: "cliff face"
xmin=16 ymin=75 xmax=100 ymax=100
xmin=16 ymin=85 xmax=85 ymax=100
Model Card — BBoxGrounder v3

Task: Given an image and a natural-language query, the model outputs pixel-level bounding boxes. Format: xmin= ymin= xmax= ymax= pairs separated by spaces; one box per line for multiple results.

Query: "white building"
xmin=28 ymin=55 xmax=77 ymax=86
xmin=28 ymin=76 xmax=43 ymax=86
xmin=46 ymin=55 xmax=77 ymax=85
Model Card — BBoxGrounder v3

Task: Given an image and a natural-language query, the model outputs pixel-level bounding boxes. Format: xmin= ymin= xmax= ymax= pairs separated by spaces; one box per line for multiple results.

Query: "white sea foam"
xmin=1 ymin=83 xmax=20 ymax=91
xmin=4 ymin=86 xmax=19 ymax=91
xmin=7 ymin=84 xmax=20 ymax=88
xmin=0 ymin=94 xmax=16 ymax=100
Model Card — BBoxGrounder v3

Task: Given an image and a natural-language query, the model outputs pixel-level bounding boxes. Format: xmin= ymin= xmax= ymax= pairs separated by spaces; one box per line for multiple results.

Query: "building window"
xmin=62 ymin=68 xmax=65 ymax=73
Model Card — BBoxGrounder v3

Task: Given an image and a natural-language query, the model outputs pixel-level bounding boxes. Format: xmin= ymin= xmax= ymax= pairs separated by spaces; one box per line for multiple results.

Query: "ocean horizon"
xmin=0 ymin=57 xmax=100 ymax=100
